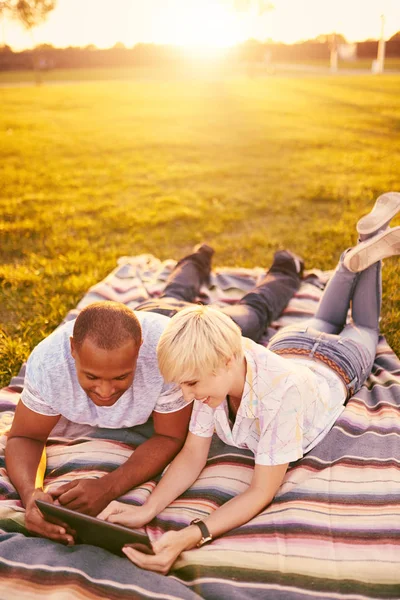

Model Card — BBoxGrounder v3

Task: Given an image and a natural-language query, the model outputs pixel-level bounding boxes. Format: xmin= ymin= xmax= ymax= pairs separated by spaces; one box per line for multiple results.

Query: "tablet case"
xmin=36 ymin=499 xmax=154 ymax=556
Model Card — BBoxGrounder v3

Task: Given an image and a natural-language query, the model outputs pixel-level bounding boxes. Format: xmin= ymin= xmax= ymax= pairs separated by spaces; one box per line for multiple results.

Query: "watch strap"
xmin=190 ymin=518 xmax=213 ymax=547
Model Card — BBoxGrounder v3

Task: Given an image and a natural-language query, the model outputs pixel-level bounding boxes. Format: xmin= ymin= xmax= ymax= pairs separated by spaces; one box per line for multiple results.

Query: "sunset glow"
xmin=2 ymin=0 xmax=400 ymax=51
xmin=149 ymin=1 xmax=248 ymax=49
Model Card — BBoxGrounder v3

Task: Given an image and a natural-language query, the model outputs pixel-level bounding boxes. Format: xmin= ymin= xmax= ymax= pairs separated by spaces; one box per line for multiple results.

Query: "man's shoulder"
xmin=28 ymin=320 xmax=75 ymax=370
xmin=134 ymin=311 xmax=170 ymax=354
xmin=22 ymin=320 xmax=78 ymax=414
xmin=134 ymin=310 xmax=170 ymax=330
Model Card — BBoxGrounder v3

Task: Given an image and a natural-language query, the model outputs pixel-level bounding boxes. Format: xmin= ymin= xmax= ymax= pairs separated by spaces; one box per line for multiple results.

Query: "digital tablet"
xmin=36 ymin=499 xmax=154 ymax=556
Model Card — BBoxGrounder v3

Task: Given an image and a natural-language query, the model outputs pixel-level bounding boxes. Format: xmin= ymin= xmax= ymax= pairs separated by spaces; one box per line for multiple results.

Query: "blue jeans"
xmin=268 ymin=254 xmax=380 ymax=397
xmin=136 ymin=250 xmax=302 ymax=343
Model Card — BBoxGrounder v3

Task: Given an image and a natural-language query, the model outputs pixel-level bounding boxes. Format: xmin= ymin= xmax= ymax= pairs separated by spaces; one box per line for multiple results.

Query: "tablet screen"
xmin=36 ymin=499 xmax=154 ymax=556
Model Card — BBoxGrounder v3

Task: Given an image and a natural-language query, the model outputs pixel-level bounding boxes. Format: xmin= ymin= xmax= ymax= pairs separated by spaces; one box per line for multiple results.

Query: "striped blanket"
xmin=1 ymin=255 xmax=399 ymax=599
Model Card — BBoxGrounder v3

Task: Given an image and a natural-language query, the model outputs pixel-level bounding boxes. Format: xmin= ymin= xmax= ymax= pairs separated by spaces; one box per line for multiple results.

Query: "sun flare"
xmin=4 ymin=0 xmax=400 ymax=53
xmin=155 ymin=1 xmax=249 ymax=50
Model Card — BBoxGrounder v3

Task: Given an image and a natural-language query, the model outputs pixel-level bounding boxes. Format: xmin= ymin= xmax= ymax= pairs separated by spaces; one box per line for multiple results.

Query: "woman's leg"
xmin=305 ymin=254 xmax=358 ymax=334
xmin=269 ymin=261 xmax=382 ymax=396
xmin=313 ymin=261 xmax=382 ymax=390
xmin=312 ymin=195 xmax=400 ymax=332
xmin=351 ymin=260 xmax=381 ymax=331
xmin=335 ymin=260 xmax=381 ymax=363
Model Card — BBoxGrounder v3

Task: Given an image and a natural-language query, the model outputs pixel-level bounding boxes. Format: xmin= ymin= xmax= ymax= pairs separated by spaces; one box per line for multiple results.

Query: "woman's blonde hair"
xmin=157 ymin=305 xmax=243 ymax=383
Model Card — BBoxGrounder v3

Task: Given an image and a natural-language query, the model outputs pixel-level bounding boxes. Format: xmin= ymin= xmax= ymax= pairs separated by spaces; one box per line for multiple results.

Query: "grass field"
xmin=1 ymin=68 xmax=400 ymax=388
xmin=0 ymin=58 xmax=399 ymax=84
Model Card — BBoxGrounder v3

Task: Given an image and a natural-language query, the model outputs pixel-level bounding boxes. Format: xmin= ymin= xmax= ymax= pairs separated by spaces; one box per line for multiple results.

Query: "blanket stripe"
xmin=1 ymin=255 xmax=399 ymax=600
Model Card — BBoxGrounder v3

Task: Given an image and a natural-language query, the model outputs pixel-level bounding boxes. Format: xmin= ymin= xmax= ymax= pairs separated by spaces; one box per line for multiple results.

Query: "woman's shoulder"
xmin=244 ymin=338 xmax=314 ymax=390
xmin=243 ymin=337 xmax=289 ymax=368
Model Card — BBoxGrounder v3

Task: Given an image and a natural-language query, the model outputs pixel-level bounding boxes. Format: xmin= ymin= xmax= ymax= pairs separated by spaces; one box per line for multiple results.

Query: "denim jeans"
xmin=268 ymin=254 xmax=380 ymax=397
xmin=136 ymin=250 xmax=302 ymax=343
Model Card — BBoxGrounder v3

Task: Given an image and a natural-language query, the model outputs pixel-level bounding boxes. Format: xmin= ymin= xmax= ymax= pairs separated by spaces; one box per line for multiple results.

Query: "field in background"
xmin=1 ymin=71 xmax=400 ymax=387
xmin=1 ymin=58 xmax=400 ymax=85
xmin=275 ymin=57 xmax=400 ymax=70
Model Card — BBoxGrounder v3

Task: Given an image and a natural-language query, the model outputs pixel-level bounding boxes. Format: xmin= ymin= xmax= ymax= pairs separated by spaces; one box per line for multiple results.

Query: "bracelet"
xmin=190 ymin=518 xmax=213 ymax=547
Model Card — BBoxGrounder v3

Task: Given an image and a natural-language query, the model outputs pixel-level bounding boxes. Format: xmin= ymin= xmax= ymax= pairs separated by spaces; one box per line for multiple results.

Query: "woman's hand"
xmin=123 ymin=526 xmax=201 ymax=574
xmin=97 ymin=500 xmax=153 ymax=528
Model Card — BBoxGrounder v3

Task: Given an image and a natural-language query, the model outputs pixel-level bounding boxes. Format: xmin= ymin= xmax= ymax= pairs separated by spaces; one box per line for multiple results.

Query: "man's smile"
xmin=90 ymin=392 xmax=120 ymax=406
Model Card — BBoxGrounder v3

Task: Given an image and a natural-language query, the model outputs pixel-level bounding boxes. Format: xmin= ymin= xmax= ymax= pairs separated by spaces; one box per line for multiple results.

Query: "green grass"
xmin=274 ymin=57 xmax=400 ymax=71
xmin=0 ymin=57 xmax=399 ymax=85
xmin=1 ymin=70 xmax=400 ymax=388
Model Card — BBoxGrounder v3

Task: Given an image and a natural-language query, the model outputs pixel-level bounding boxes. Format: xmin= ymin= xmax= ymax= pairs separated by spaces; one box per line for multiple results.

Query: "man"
xmin=6 ymin=303 xmax=192 ymax=545
xmin=5 ymin=244 xmax=303 ymax=544
xmin=135 ymin=244 xmax=304 ymax=343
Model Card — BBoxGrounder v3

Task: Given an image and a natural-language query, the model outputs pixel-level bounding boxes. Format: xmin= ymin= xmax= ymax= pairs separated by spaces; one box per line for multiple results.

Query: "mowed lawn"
xmin=1 ymin=70 xmax=400 ymax=388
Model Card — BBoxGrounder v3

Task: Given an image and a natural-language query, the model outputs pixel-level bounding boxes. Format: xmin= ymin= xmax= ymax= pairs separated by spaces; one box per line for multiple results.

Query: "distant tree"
xmin=35 ymin=42 xmax=54 ymax=49
xmin=0 ymin=1 xmax=12 ymax=18
xmin=307 ymin=33 xmax=347 ymax=44
xmin=113 ymin=42 xmax=126 ymax=50
xmin=0 ymin=1 xmax=12 ymax=45
xmin=389 ymin=31 xmax=400 ymax=41
xmin=11 ymin=0 xmax=56 ymax=31
xmin=9 ymin=1 xmax=57 ymax=83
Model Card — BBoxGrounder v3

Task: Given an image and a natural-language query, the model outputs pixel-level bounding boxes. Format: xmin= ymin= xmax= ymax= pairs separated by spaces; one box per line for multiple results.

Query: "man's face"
xmin=71 ymin=337 xmax=139 ymax=407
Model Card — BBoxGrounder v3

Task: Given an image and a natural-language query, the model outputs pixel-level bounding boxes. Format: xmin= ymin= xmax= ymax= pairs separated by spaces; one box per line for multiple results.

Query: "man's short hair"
xmin=72 ymin=302 xmax=142 ymax=350
xmin=157 ymin=305 xmax=243 ymax=383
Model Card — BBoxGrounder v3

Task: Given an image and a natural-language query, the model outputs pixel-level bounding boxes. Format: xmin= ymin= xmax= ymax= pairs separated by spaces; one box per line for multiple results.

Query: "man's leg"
xmin=135 ymin=244 xmax=214 ymax=318
xmin=220 ymin=250 xmax=304 ymax=342
xmin=160 ymin=243 xmax=214 ymax=302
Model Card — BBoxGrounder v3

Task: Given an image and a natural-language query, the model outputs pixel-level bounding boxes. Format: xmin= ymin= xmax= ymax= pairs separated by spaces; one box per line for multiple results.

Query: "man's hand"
xmin=51 ymin=478 xmax=112 ymax=516
xmin=97 ymin=500 xmax=153 ymax=527
xmin=122 ymin=527 xmax=199 ymax=575
xmin=25 ymin=489 xmax=75 ymax=545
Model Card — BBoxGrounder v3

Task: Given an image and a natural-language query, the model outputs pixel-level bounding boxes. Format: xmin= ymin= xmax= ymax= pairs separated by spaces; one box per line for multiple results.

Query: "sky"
xmin=2 ymin=0 xmax=400 ymax=51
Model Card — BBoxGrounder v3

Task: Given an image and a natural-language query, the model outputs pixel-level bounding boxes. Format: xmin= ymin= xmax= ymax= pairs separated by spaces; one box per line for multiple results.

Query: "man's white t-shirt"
xmin=189 ymin=338 xmax=346 ymax=466
xmin=21 ymin=312 xmax=187 ymax=428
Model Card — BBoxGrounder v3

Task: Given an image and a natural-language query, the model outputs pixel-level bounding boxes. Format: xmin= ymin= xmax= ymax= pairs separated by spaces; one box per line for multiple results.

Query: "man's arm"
xmin=53 ymin=402 xmax=193 ymax=515
xmin=5 ymin=401 xmax=74 ymax=544
xmin=6 ymin=401 xmax=60 ymax=505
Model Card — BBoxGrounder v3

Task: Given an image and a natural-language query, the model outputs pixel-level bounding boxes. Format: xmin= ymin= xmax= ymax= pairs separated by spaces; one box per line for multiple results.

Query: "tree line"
xmin=1 ymin=39 xmax=400 ymax=72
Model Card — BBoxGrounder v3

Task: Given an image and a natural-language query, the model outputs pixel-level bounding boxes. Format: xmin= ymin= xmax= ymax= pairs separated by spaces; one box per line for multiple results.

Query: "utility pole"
xmin=376 ymin=13 xmax=386 ymax=73
xmin=330 ymin=33 xmax=338 ymax=72
xmin=372 ymin=13 xmax=386 ymax=73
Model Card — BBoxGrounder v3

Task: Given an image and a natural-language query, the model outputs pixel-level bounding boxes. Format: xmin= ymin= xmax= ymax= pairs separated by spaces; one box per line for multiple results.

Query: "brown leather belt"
xmin=273 ymin=347 xmax=353 ymax=397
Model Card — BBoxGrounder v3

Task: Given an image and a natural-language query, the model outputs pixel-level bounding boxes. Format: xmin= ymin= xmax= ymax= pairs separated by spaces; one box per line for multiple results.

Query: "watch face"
xmin=198 ymin=535 xmax=212 ymax=547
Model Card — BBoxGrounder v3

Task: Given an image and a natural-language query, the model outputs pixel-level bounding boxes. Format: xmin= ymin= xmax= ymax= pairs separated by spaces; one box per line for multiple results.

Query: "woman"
xmin=99 ymin=192 xmax=400 ymax=574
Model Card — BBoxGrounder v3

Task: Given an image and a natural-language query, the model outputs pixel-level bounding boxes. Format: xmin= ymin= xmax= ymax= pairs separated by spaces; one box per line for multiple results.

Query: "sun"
xmin=157 ymin=1 xmax=249 ymax=51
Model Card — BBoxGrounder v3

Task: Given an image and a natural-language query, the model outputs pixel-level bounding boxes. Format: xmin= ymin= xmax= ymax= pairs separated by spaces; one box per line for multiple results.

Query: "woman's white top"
xmin=189 ymin=338 xmax=346 ymax=466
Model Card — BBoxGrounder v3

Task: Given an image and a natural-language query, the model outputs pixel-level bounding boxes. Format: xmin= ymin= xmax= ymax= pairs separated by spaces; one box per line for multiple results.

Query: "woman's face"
xmin=179 ymin=364 xmax=232 ymax=409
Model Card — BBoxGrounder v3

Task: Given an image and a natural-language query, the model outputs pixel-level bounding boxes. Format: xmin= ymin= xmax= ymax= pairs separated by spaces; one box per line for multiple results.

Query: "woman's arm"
xmin=122 ymin=461 xmax=289 ymax=574
xmin=201 ymin=461 xmax=288 ymax=537
xmin=99 ymin=432 xmax=212 ymax=527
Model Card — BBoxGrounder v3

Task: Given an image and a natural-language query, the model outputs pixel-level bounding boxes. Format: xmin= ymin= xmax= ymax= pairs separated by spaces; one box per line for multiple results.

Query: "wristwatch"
xmin=190 ymin=518 xmax=213 ymax=547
